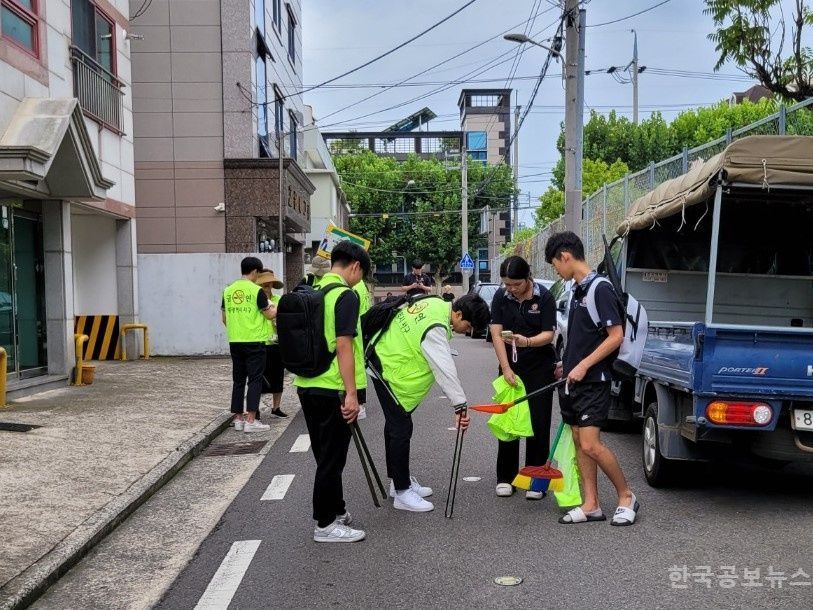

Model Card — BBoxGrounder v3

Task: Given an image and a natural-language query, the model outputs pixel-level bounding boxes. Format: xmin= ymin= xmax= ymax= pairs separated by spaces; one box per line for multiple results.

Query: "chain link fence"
xmin=499 ymin=98 xmax=813 ymax=277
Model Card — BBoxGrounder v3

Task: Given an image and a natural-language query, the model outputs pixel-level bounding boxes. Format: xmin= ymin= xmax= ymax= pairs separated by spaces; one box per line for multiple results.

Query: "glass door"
xmin=0 ymin=207 xmax=14 ymax=374
xmin=13 ymin=212 xmax=47 ymax=377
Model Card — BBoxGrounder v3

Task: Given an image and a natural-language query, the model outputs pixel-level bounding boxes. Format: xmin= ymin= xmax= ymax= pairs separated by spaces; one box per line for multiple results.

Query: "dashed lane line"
xmin=289 ymin=433 xmax=311 ymax=453
xmin=195 ymin=539 xmax=261 ymax=610
xmin=261 ymin=474 xmax=295 ymax=500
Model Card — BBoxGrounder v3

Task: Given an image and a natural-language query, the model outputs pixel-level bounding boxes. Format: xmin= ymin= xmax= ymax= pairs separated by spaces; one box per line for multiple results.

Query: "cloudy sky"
xmin=301 ymin=0 xmax=764 ymax=225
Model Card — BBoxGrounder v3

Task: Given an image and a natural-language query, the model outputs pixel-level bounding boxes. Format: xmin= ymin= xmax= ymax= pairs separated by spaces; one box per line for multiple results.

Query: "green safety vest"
xmin=294 ymin=272 xmax=367 ymax=392
xmin=263 ymin=293 xmax=281 ymax=344
xmin=223 ymin=279 xmax=268 ymax=343
xmin=373 ymin=296 xmax=452 ymax=411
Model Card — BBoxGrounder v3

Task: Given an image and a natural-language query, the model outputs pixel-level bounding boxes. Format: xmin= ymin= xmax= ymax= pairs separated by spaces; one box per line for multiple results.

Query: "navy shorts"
xmin=558 ymin=382 xmax=611 ymax=428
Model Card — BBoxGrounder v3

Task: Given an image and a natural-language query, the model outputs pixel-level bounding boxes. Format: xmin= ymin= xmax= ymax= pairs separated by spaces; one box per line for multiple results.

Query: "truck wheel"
xmin=643 ymin=402 xmax=678 ymax=487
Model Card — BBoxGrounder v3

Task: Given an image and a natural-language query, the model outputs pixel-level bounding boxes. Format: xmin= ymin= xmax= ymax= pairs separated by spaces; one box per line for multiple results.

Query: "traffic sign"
xmin=460 ymin=253 xmax=475 ymax=269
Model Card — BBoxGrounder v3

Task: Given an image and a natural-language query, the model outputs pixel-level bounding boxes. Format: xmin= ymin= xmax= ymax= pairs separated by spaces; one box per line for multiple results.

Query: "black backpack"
xmin=276 ymin=282 xmax=346 ymax=377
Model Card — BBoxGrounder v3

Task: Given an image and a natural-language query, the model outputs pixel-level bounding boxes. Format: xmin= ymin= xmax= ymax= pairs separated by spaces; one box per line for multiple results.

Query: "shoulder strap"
xmin=320 ymin=282 xmax=347 ymax=295
xmin=584 ymin=276 xmax=611 ymax=327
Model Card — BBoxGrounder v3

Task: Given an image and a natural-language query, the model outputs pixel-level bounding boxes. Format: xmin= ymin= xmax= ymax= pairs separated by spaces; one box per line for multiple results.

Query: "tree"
xmin=705 ymin=0 xmax=813 ymax=102
xmin=335 ymin=151 xmax=515 ymax=283
xmin=534 ymin=158 xmax=629 ymax=228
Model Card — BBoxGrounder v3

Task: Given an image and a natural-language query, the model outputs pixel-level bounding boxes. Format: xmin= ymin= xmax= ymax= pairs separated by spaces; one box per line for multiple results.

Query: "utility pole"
xmin=278 ymin=132 xmax=285 ymax=257
xmin=461 ymin=138 xmax=469 ymax=293
xmin=631 ymin=29 xmax=639 ymax=125
xmin=563 ymin=1 xmax=584 ymax=235
xmin=512 ymin=103 xmax=520 ymax=239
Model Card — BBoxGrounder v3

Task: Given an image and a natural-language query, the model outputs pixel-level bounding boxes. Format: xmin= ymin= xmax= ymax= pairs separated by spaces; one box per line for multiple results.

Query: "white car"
xmin=549 ymin=279 xmax=575 ymax=360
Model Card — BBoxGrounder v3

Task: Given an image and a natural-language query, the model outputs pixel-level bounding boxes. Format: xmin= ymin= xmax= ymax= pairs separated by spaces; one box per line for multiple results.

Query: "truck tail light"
xmin=706 ymin=401 xmax=773 ymax=426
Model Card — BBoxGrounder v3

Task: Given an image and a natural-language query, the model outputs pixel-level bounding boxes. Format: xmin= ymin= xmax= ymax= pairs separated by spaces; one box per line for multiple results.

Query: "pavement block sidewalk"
xmin=0 ymin=357 xmax=253 ymax=609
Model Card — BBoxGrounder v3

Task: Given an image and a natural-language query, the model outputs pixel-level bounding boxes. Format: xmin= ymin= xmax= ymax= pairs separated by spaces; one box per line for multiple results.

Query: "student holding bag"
xmin=489 ymin=256 xmax=557 ymax=500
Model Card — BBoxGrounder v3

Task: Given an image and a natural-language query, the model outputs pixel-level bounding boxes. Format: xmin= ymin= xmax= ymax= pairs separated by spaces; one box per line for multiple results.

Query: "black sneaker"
xmin=271 ymin=408 xmax=289 ymax=418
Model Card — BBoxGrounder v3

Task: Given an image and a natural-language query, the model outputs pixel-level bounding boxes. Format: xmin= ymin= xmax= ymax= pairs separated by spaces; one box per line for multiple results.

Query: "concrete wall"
xmin=463 ymin=114 xmax=508 ymax=165
xmin=71 ymin=214 xmax=119 ymax=314
xmin=138 ymin=252 xmax=284 ymax=355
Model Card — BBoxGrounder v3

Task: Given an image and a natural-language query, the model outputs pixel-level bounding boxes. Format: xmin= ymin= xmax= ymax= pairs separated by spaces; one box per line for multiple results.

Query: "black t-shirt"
xmin=490 ymin=283 xmax=557 ymax=371
xmin=562 ymin=276 xmax=624 ymax=383
xmin=402 ymin=272 xmax=434 ymax=296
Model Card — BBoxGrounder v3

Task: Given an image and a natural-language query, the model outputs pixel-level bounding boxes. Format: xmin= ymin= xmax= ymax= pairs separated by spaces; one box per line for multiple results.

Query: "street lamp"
xmin=503 ymin=33 xmax=561 ymax=57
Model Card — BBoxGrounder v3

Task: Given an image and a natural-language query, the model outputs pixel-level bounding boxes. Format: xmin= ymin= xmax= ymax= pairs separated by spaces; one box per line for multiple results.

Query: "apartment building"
xmin=302 ymin=104 xmax=348 ymax=261
xmin=130 ymin=0 xmax=312 ymax=354
xmin=0 ymin=0 xmax=137 ymax=395
xmin=458 ymin=88 xmax=513 ymax=280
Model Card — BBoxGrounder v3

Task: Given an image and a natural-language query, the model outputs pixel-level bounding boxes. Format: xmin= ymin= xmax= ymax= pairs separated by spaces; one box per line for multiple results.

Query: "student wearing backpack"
xmin=222 ymin=257 xmax=276 ymax=433
xmin=293 ymin=241 xmax=372 ymax=543
xmin=544 ymin=232 xmax=638 ymax=526
xmin=367 ymin=294 xmax=490 ymax=512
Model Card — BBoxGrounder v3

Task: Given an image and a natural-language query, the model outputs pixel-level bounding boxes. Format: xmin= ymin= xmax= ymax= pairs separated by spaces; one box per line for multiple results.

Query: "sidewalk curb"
xmin=0 ymin=411 xmax=234 ymax=610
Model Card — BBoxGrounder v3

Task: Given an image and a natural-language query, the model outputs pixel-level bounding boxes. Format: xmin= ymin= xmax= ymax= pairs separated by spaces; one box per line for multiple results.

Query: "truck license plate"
xmin=792 ymin=409 xmax=813 ymax=431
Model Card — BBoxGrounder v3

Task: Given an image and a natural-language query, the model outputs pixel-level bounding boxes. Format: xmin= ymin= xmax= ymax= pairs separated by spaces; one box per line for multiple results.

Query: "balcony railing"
xmin=70 ymin=46 xmax=125 ymax=134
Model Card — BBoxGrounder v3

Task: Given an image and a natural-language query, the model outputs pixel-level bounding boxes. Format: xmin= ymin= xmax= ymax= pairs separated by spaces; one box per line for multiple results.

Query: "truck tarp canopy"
xmin=617 ymin=135 xmax=813 ymax=235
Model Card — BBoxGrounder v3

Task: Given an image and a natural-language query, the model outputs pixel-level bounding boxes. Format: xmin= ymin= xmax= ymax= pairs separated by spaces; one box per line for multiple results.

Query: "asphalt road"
xmin=159 ymin=338 xmax=813 ymax=610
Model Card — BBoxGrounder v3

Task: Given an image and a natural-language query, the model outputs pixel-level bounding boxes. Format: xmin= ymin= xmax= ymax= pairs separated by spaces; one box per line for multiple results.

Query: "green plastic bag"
xmin=487 ymin=375 xmax=533 ymax=442
xmin=553 ymin=423 xmax=582 ymax=509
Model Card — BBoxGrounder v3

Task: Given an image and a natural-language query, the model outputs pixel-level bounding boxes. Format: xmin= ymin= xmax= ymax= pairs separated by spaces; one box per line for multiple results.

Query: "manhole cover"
xmin=494 ymin=576 xmax=523 ymax=586
xmin=0 ymin=422 xmax=41 ymax=433
xmin=204 ymin=441 xmax=266 ymax=457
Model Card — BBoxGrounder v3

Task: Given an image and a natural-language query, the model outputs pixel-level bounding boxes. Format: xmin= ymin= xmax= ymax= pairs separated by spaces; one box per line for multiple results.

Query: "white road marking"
xmin=195 ymin=540 xmax=261 ymax=609
xmin=261 ymin=474 xmax=295 ymax=500
xmin=289 ymin=434 xmax=311 ymax=453
xmin=463 ymin=476 xmax=482 ymax=482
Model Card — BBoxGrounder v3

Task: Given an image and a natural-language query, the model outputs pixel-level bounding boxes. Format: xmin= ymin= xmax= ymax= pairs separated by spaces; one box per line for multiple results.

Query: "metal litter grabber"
xmin=350 ymin=422 xmax=384 ymax=508
xmin=469 ymin=379 xmax=567 ymax=414
xmin=444 ymin=406 xmax=467 ymax=518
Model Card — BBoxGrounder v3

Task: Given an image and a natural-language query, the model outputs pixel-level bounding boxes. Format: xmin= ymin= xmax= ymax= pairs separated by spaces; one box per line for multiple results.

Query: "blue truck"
xmin=608 ymin=136 xmax=813 ymax=486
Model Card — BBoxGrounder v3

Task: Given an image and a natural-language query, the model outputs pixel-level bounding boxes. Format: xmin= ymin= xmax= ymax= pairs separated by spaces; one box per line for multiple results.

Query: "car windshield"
xmin=477 ymin=285 xmax=499 ymax=308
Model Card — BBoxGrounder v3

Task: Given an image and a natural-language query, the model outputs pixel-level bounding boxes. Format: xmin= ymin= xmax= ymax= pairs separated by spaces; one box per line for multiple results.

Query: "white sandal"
xmin=558 ymin=506 xmax=606 ymax=524
xmin=611 ymin=494 xmax=640 ymax=526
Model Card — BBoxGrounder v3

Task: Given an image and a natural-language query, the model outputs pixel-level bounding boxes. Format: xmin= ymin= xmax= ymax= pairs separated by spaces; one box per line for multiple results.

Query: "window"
xmin=273 ymin=86 xmax=284 ymax=135
xmin=478 ymin=248 xmax=489 ymax=270
xmin=1 ymin=0 xmax=38 ymax=56
xmin=254 ymin=0 xmax=265 ymax=37
xmin=272 ymin=0 xmax=281 ymax=31
xmin=286 ymin=4 xmax=296 ymax=65
xmin=289 ymin=111 xmax=297 ymax=159
xmin=71 ymin=0 xmax=115 ymax=74
xmin=256 ymin=56 xmax=268 ymax=141
xmin=466 ymin=131 xmax=487 ymax=164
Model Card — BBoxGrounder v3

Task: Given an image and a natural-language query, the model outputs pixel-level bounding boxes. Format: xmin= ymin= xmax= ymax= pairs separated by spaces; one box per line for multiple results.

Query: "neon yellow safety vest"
xmin=262 ymin=293 xmax=281 ymax=344
xmin=294 ymin=272 xmax=367 ymax=392
xmin=223 ymin=279 xmax=268 ymax=343
xmin=354 ymin=280 xmax=371 ymax=318
xmin=373 ymin=296 xmax=452 ymax=411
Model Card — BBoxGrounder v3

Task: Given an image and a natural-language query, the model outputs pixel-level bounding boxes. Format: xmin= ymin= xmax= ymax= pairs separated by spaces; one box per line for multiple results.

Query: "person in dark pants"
xmin=256 ymin=269 xmax=288 ymax=417
xmin=222 ymin=257 xmax=276 ymax=433
xmin=369 ymin=294 xmax=490 ymax=512
xmin=294 ymin=241 xmax=372 ymax=543
xmin=545 ymin=231 xmax=637 ymax=526
xmin=489 ymin=256 xmax=557 ymax=500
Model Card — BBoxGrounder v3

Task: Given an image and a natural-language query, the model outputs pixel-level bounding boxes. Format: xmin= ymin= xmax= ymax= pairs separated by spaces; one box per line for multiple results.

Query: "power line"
xmin=284 ymin=0 xmax=479 ymax=100
xmin=314 ymin=5 xmax=559 ymax=123
xmin=587 ymin=0 xmax=672 ymax=28
xmin=130 ymin=0 xmax=152 ymax=20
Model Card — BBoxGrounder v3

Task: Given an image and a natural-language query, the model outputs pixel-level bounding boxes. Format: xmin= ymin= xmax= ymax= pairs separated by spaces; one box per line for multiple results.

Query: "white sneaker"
xmin=496 ymin=483 xmax=514 ymax=497
xmin=233 ymin=418 xmax=245 ymax=431
xmin=336 ymin=511 xmax=353 ymax=526
xmin=313 ymin=522 xmax=365 ymax=543
xmin=243 ymin=420 xmax=270 ymax=433
xmin=393 ymin=488 xmax=434 ymax=512
xmin=526 ymin=490 xmax=546 ymax=501
xmin=389 ymin=476 xmax=433 ymax=498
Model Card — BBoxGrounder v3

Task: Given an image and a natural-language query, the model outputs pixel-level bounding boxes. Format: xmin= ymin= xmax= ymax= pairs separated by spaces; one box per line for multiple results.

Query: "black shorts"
xmin=558 ymin=382 xmax=610 ymax=428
